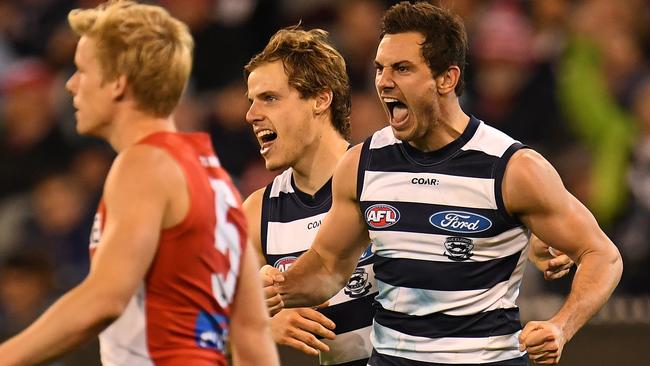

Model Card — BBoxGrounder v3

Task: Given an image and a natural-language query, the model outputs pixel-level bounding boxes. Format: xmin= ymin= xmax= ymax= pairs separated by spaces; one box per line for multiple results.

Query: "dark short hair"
xmin=381 ymin=1 xmax=468 ymax=95
xmin=245 ymin=26 xmax=351 ymax=140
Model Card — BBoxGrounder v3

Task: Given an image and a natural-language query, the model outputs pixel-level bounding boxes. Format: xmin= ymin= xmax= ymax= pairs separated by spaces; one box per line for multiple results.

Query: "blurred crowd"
xmin=0 ymin=0 xmax=649 ymax=345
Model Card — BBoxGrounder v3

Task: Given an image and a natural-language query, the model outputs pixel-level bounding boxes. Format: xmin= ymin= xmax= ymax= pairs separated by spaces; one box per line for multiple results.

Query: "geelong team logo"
xmin=365 ymin=204 xmax=400 ymax=228
xmin=429 ymin=210 xmax=492 ymax=234
xmin=444 ymin=237 xmax=474 ymax=261
xmin=344 ymin=268 xmax=372 ymax=298
xmin=273 ymin=256 xmax=297 ymax=272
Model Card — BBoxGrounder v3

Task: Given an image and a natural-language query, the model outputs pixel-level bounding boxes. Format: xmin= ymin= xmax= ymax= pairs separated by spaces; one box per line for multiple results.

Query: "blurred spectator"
xmin=349 ymin=91 xmax=386 ymax=143
xmin=557 ymin=0 xmax=644 ymax=228
xmin=331 ymin=0 xmax=384 ymax=91
xmin=464 ymin=0 xmax=574 ymax=158
xmin=0 ymin=59 xmax=75 ymax=200
xmin=0 ymin=250 xmax=56 ymax=340
xmin=0 ymin=173 xmax=93 ymax=290
xmin=206 ymin=81 xmax=262 ymax=179
xmin=615 ymin=77 xmax=650 ymax=294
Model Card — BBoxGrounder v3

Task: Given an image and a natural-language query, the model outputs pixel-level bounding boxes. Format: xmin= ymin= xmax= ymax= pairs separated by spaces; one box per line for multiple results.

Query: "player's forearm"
xmin=550 ymin=245 xmax=622 ymax=341
xmin=231 ymin=326 xmax=279 ymax=366
xmin=0 ymin=281 xmax=123 ymax=366
xmin=280 ymin=248 xmax=349 ymax=308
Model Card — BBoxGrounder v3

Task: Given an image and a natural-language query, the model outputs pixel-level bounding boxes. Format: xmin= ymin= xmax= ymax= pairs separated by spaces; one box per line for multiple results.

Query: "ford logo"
xmin=429 ymin=211 xmax=492 ymax=233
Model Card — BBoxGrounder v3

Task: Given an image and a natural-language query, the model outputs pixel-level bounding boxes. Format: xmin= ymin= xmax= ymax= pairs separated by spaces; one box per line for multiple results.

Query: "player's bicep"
xmin=504 ymin=150 xmax=610 ymax=263
xmin=243 ymin=188 xmax=266 ymax=268
xmin=313 ymin=145 xmax=369 ymax=267
xmin=87 ymin=147 xmax=178 ymax=306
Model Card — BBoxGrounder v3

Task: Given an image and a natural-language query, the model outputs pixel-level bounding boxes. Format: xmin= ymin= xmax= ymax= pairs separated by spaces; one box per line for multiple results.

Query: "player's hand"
xmin=543 ymin=247 xmax=573 ymax=280
xmin=529 ymin=238 xmax=574 ymax=280
xmin=260 ymin=265 xmax=284 ymax=316
xmin=519 ymin=320 xmax=566 ymax=365
xmin=271 ymin=306 xmax=336 ymax=356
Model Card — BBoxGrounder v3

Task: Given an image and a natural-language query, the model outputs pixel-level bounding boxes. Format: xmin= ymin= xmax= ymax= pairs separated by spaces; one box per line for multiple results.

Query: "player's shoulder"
xmin=504 ymin=148 xmax=566 ymax=213
xmin=338 ymin=143 xmax=363 ymax=171
xmin=243 ymin=186 xmax=266 ymax=217
xmin=105 ymin=143 xmax=184 ymax=198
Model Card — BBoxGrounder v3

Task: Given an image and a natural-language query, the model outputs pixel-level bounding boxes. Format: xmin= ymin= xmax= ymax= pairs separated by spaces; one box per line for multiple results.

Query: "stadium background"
xmin=0 ymin=0 xmax=648 ymax=364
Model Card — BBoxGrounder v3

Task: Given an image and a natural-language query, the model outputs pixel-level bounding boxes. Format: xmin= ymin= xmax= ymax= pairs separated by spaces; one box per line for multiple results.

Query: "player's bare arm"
xmin=242 ymin=188 xmax=336 ymax=356
xmin=229 ymin=242 xmax=280 ymax=366
xmin=503 ymin=149 xmax=622 ymax=364
xmin=528 ymin=235 xmax=574 ymax=280
xmin=278 ymin=145 xmax=371 ymax=308
xmin=0 ymin=145 xmax=185 ymax=366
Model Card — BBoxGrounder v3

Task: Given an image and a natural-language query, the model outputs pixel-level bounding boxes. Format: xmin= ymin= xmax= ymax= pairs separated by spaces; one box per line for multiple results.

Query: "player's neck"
xmin=292 ymin=128 xmax=349 ymax=196
xmin=106 ymin=105 xmax=176 ymax=152
xmin=408 ymin=100 xmax=469 ymax=152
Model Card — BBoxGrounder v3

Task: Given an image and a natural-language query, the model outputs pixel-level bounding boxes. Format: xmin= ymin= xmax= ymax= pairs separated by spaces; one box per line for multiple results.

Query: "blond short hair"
xmin=68 ymin=0 xmax=194 ymax=117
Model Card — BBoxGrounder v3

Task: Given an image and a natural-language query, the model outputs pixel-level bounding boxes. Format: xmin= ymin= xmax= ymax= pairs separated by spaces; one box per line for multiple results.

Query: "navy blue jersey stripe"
xmin=374 ymin=306 xmax=521 ymax=339
xmin=337 ymin=358 xmax=370 ymax=366
xmin=260 ymin=184 xmax=272 ymax=264
xmin=373 ymin=252 xmax=521 ymax=291
xmin=358 ymin=138 xmax=372 ymax=202
xmin=360 ymin=201 xmax=521 ymax=238
xmin=367 ymin=145 xmax=498 ymax=178
xmin=319 ymin=294 xmax=376 ymax=335
xmin=369 ymin=350 xmax=529 ymax=366
xmin=266 ymin=191 xmax=331 ymax=222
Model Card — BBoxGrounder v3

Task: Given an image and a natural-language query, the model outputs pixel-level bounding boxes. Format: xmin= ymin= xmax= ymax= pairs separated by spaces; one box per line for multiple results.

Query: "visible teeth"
xmin=256 ymin=130 xmax=275 ymax=138
xmin=383 ymin=97 xmax=399 ymax=103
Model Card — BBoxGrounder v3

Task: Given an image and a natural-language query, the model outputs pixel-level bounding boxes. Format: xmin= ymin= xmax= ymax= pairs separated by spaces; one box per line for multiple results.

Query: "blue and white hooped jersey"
xmin=261 ymin=169 xmax=377 ymax=366
xmin=358 ymin=117 xmax=531 ymax=366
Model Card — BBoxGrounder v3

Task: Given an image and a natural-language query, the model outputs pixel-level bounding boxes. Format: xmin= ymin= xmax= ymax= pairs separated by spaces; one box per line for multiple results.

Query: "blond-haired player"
xmin=0 ymin=2 xmax=278 ymax=365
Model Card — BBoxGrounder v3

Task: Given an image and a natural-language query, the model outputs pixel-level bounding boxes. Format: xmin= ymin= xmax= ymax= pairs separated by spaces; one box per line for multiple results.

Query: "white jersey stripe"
xmin=269 ymin=168 xmax=294 ymax=197
xmin=99 ymin=284 xmax=152 ymax=366
xmin=368 ymin=127 xmax=401 ymax=149
xmin=461 ymin=120 xmax=517 ymax=157
xmin=371 ymin=322 xmax=526 ymax=364
xmin=266 ymin=213 xmax=328 ymax=255
xmin=375 ymin=280 xmax=515 ymax=317
xmin=361 ymin=170 xmax=497 ymax=209
xmin=320 ymin=326 xmax=373 ymax=365
xmin=370 ymin=227 xmax=530 ymax=262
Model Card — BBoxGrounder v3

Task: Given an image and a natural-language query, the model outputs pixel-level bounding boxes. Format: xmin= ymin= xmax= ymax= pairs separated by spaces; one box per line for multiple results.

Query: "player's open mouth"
xmin=256 ymin=129 xmax=278 ymax=155
xmin=383 ymin=97 xmax=409 ymax=129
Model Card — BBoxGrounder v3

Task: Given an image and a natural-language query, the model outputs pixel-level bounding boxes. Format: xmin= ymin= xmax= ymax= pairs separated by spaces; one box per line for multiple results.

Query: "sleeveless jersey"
xmin=89 ymin=132 xmax=246 ymax=366
xmin=358 ymin=117 xmax=531 ymax=366
xmin=261 ymin=169 xmax=377 ymax=366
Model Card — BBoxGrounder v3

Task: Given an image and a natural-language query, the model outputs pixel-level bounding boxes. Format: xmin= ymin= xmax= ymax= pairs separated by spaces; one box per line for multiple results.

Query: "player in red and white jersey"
xmin=0 ymin=2 xmax=279 ymax=366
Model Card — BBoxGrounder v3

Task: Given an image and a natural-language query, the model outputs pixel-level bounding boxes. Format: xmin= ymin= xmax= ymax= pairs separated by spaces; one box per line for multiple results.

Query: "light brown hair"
xmin=68 ymin=0 xmax=194 ymax=116
xmin=245 ymin=27 xmax=351 ymax=139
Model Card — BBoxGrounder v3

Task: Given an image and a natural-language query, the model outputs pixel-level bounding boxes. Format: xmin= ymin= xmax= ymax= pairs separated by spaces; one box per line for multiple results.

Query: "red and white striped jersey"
xmin=89 ymin=132 xmax=246 ymax=366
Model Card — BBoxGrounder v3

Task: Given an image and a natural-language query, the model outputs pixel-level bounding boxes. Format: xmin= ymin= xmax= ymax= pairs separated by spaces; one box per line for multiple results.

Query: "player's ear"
xmin=313 ymin=88 xmax=333 ymax=116
xmin=435 ymin=66 xmax=460 ymax=95
xmin=111 ymin=74 xmax=128 ymax=101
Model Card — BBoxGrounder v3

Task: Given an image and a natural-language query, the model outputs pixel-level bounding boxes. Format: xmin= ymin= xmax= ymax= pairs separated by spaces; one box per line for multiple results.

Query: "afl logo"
xmin=365 ymin=204 xmax=400 ymax=229
xmin=273 ymin=256 xmax=297 ymax=272
xmin=429 ymin=211 xmax=492 ymax=234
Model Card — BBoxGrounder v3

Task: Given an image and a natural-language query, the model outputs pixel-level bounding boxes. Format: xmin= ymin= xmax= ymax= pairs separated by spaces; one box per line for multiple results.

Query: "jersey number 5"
xmin=209 ymin=178 xmax=242 ymax=309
